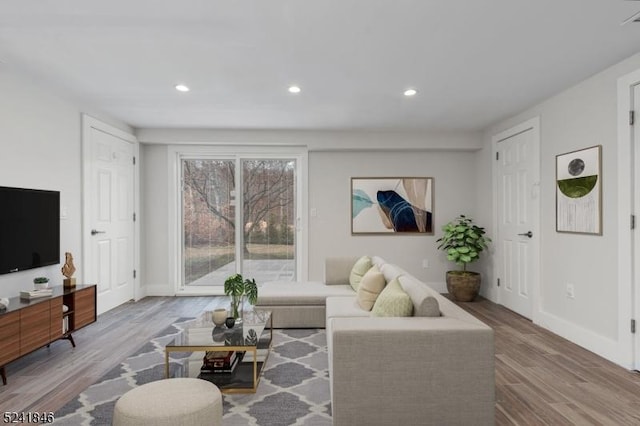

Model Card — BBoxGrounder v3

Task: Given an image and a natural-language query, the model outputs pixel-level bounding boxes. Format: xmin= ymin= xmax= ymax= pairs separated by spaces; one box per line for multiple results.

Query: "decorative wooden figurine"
xmin=62 ymin=252 xmax=77 ymax=288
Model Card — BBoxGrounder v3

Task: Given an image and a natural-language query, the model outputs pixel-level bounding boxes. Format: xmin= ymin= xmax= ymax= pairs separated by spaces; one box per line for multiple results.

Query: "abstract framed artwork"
xmin=556 ymin=145 xmax=602 ymax=235
xmin=351 ymin=177 xmax=434 ymax=235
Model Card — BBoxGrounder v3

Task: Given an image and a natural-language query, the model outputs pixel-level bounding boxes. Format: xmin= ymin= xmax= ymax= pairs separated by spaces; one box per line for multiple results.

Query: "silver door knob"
xmin=91 ymin=229 xmax=106 ymax=236
xmin=518 ymin=231 xmax=533 ymax=238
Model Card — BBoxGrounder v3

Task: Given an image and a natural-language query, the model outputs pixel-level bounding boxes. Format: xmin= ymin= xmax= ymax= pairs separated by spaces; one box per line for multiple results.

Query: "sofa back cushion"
xmin=356 ymin=265 xmax=386 ymax=311
xmin=325 ymin=257 xmax=361 ymax=285
xmin=349 ymin=256 xmax=373 ymax=291
xmin=398 ymin=275 xmax=441 ymax=317
xmin=371 ymin=278 xmax=413 ymax=317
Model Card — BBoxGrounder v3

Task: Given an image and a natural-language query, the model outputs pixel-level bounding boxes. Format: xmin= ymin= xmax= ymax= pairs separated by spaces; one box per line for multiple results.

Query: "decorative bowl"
xmin=212 ymin=308 xmax=227 ymax=326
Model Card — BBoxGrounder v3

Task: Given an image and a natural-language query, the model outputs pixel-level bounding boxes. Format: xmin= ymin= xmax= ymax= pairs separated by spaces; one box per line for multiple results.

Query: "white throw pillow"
xmin=356 ymin=265 xmax=386 ymax=311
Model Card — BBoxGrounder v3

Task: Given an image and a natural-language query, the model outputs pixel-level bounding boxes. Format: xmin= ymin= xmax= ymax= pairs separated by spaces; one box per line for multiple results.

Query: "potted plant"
xmin=436 ymin=215 xmax=491 ymax=302
xmin=224 ymin=273 xmax=258 ymax=322
xmin=33 ymin=277 xmax=50 ymax=290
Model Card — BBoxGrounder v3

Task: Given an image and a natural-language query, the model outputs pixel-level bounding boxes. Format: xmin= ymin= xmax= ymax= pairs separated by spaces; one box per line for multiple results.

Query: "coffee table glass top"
xmin=171 ymin=309 xmax=271 ymax=348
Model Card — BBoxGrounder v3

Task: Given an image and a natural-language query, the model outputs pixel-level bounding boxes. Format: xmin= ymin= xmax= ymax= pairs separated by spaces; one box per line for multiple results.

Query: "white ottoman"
xmin=112 ymin=378 xmax=222 ymax=426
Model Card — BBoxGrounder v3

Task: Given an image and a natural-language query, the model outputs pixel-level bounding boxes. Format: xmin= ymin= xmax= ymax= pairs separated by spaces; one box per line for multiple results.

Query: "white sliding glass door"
xmin=177 ymin=153 xmax=301 ymax=292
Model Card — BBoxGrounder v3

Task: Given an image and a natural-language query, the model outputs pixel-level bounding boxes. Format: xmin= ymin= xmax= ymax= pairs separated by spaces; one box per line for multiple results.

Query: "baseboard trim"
xmin=143 ymin=284 xmax=176 ymax=296
xmin=535 ymin=309 xmax=630 ymax=370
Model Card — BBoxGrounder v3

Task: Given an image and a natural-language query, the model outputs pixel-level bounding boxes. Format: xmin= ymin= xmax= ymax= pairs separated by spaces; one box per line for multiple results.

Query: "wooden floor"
xmin=1 ymin=296 xmax=640 ymax=425
xmin=457 ymin=298 xmax=640 ymax=425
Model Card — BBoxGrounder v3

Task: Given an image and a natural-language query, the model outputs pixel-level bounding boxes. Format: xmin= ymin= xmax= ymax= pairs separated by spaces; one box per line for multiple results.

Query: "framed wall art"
xmin=556 ymin=145 xmax=602 ymax=235
xmin=351 ymin=177 xmax=434 ymax=235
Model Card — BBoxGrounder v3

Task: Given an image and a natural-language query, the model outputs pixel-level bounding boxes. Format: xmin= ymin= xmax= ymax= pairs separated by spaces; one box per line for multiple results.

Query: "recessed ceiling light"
xmin=288 ymin=85 xmax=301 ymax=94
xmin=175 ymin=84 xmax=190 ymax=92
xmin=404 ymin=89 xmax=418 ymax=97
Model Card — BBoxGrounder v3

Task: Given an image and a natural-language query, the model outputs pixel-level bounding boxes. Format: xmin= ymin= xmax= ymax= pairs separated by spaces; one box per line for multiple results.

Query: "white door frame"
xmin=167 ymin=144 xmax=309 ymax=296
xmin=82 ymin=114 xmax=141 ymax=306
xmin=492 ymin=117 xmax=541 ymax=323
xmin=616 ymin=70 xmax=640 ymax=370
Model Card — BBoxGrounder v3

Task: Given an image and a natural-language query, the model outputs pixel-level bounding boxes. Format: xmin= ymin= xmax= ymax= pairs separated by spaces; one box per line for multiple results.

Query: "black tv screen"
xmin=0 ymin=186 xmax=60 ymax=275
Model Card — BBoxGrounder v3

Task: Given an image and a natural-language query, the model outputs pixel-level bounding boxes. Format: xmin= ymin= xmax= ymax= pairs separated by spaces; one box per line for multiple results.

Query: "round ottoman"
xmin=112 ymin=378 xmax=222 ymax=426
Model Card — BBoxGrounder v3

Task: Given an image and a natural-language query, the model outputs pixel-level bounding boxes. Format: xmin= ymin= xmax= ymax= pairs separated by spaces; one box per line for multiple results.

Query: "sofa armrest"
xmin=329 ymin=317 xmax=495 ymax=426
xmin=324 ymin=257 xmax=359 ymax=285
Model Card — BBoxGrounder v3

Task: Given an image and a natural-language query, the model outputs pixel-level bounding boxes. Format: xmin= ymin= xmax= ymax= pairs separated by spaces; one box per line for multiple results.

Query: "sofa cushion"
xmin=325 ymin=257 xmax=361 ymax=285
xmin=256 ymin=281 xmax=354 ymax=305
xmin=398 ymin=275 xmax=441 ymax=317
xmin=356 ymin=265 xmax=386 ymax=311
xmin=379 ymin=263 xmax=404 ymax=283
xmin=326 ymin=296 xmax=370 ymax=319
xmin=349 ymin=256 xmax=373 ymax=291
xmin=371 ymin=278 xmax=413 ymax=317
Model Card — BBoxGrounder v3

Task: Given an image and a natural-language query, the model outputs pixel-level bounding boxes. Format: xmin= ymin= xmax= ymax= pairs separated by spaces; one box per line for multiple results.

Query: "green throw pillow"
xmin=372 ymin=278 xmax=414 ymax=317
xmin=349 ymin=256 xmax=373 ymax=292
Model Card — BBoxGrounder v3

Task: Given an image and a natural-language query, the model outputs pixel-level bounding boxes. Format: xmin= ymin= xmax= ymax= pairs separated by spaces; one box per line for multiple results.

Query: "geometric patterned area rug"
xmin=54 ymin=318 xmax=331 ymax=426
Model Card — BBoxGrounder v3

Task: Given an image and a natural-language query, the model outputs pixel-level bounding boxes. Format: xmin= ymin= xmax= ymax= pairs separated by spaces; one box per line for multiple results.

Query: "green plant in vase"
xmin=436 ymin=215 xmax=491 ymax=302
xmin=33 ymin=277 xmax=50 ymax=290
xmin=224 ymin=274 xmax=258 ymax=322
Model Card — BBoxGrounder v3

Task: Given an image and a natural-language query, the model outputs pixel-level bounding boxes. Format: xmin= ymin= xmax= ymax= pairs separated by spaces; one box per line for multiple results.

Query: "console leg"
xmin=1 ymin=366 xmax=6 ymax=385
xmin=62 ymin=333 xmax=76 ymax=348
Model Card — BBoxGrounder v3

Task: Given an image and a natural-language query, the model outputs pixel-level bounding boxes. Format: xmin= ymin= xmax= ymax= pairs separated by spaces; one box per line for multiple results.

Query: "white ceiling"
xmin=1 ymin=0 xmax=639 ymax=131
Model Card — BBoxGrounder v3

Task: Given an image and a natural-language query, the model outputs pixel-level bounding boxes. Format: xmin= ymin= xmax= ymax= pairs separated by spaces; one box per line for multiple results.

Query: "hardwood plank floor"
xmin=457 ymin=297 xmax=640 ymax=425
xmin=1 ymin=295 xmax=639 ymax=425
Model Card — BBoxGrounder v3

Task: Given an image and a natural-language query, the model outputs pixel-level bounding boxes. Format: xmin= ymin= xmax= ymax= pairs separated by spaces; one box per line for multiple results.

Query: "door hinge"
xmin=133 ymin=212 xmax=136 ymax=222
xmin=496 ymin=152 xmax=499 ymax=161
xmin=133 ymin=269 xmax=137 ymax=279
xmin=497 ymin=278 xmax=501 ymax=287
xmin=630 ymin=110 xmax=635 ymax=126
xmin=632 ymin=319 xmax=636 ymax=334
xmin=133 ymin=156 xmax=136 ymax=165
xmin=632 ymin=214 xmax=636 ymax=230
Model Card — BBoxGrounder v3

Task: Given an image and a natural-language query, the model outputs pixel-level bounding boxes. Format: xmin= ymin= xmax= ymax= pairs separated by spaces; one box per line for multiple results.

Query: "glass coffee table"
xmin=165 ymin=309 xmax=272 ymax=393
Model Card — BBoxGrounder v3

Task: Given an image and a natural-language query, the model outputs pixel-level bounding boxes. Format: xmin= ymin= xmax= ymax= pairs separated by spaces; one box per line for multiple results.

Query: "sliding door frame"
xmin=167 ymin=145 xmax=308 ymax=295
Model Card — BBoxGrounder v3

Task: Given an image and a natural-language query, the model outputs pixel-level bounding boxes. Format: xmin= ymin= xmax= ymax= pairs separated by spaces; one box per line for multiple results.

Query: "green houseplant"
xmin=436 ymin=215 xmax=491 ymax=302
xmin=224 ymin=273 xmax=258 ymax=321
xmin=33 ymin=277 xmax=50 ymax=290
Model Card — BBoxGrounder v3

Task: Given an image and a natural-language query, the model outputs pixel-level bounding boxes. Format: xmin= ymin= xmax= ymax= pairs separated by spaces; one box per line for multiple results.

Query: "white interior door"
xmin=85 ymin=123 xmax=136 ymax=314
xmin=496 ymin=121 xmax=540 ymax=319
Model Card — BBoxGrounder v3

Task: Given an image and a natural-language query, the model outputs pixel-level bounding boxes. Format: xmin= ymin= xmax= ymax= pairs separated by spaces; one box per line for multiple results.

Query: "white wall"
xmin=309 ymin=150 xmax=478 ymax=289
xmin=139 ymin=144 xmax=171 ymax=295
xmin=0 ymin=67 xmax=131 ymax=297
xmin=139 ymin=133 xmax=481 ymax=295
xmin=137 ymin=128 xmax=481 ymax=151
xmin=477 ymin=52 xmax=640 ymax=367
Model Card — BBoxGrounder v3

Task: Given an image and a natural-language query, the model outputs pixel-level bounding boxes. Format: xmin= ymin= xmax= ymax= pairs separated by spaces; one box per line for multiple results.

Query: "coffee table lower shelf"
xmin=198 ymin=360 xmax=266 ymax=393
xmin=165 ymin=346 xmax=270 ymax=394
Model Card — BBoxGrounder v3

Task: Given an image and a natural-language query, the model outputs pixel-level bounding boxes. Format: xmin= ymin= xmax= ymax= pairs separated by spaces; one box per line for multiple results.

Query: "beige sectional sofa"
xmin=256 ymin=256 xmax=495 ymax=426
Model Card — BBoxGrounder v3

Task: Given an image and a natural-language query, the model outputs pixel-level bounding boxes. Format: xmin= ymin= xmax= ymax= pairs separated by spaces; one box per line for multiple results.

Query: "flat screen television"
xmin=0 ymin=186 xmax=60 ymax=275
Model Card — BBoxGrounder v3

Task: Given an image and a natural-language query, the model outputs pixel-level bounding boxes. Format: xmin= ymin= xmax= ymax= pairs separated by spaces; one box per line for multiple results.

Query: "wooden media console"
xmin=0 ymin=284 xmax=96 ymax=385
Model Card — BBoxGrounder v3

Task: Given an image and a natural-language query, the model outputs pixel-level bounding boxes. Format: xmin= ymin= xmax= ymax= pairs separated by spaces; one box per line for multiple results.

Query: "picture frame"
xmin=556 ymin=145 xmax=602 ymax=235
xmin=351 ymin=177 xmax=434 ymax=235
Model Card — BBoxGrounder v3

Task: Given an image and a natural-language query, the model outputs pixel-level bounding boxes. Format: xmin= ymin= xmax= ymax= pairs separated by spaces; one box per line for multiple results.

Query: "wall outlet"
xmin=310 ymin=208 xmax=317 ymax=218
xmin=422 ymin=259 xmax=429 ymax=268
xmin=566 ymin=283 xmax=575 ymax=299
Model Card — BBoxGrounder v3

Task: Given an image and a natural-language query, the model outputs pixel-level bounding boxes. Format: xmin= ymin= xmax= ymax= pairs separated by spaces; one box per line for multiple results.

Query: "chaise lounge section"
xmin=256 ymin=256 xmax=495 ymax=425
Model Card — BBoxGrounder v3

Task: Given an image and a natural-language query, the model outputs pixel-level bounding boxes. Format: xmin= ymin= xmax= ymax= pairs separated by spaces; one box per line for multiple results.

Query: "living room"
xmin=1 ymin=1 xmax=640 ymax=424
